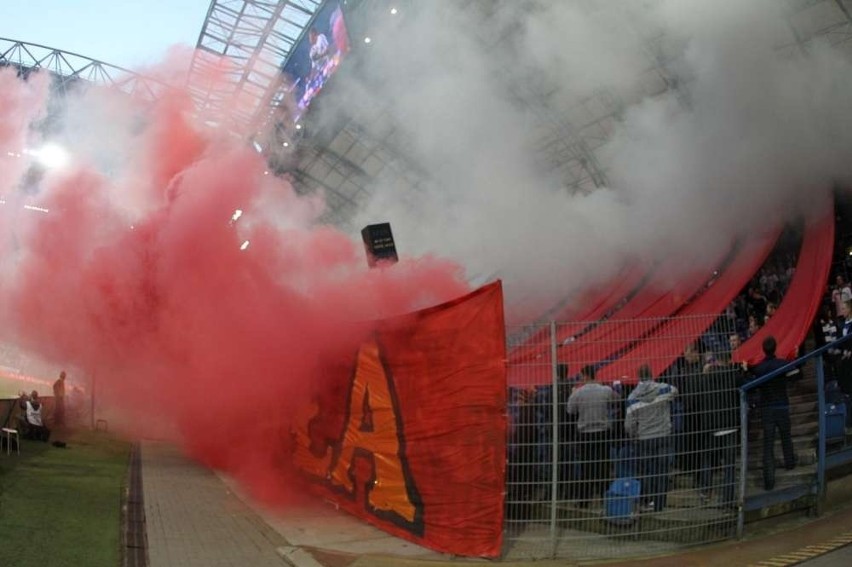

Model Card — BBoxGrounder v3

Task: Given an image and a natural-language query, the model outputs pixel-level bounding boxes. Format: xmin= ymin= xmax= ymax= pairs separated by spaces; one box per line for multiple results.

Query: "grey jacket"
xmin=566 ymin=382 xmax=618 ymax=433
xmin=625 ymin=381 xmax=678 ymax=440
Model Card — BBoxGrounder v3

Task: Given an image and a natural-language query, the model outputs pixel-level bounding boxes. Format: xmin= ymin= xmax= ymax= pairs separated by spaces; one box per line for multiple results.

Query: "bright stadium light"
xmin=32 ymin=143 xmax=70 ymax=169
xmin=231 ymin=209 xmax=243 ymax=222
xmin=240 ymin=240 xmax=250 ymax=251
xmin=364 ymin=37 xmax=372 ymax=44
xmin=391 ymin=7 xmax=398 ymax=15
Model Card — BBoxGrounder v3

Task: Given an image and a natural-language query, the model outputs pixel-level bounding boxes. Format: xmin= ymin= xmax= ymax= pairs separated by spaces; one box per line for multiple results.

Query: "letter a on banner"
xmin=329 ymin=337 xmax=422 ymax=530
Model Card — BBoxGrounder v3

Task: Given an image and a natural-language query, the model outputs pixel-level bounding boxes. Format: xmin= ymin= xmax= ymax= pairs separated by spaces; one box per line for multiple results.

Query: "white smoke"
xmin=336 ymin=0 xmax=852 ymax=322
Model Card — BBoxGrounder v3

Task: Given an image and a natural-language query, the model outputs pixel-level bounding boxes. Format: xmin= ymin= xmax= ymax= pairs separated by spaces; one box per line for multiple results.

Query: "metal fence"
xmin=504 ymin=314 xmax=743 ymax=561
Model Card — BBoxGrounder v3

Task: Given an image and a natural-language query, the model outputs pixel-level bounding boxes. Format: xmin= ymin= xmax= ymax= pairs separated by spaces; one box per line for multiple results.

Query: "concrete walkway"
xmin=141 ymin=441 xmax=852 ymax=567
xmin=142 ymin=442 xmax=289 ymax=567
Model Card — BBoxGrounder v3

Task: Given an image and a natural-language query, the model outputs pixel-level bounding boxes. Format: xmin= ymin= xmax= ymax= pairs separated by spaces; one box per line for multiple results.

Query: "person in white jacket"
xmin=626 ymin=365 xmax=677 ymax=512
xmin=19 ymin=390 xmax=51 ymax=441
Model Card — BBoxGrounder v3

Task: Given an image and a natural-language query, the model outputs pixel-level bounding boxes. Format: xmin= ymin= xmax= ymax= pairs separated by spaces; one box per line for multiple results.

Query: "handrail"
xmin=737 ymin=326 xmax=851 ymax=538
xmin=740 ymin=331 xmax=852 ymax=392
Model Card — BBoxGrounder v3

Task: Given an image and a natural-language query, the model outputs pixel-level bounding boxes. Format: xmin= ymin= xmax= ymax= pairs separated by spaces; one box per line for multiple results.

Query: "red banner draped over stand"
xmin=292 ymin=282 xmax=507 ymax=558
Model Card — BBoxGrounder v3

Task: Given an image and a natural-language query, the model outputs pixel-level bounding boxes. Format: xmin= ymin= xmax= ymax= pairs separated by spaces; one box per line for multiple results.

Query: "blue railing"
xmin=736 ymin=332 xmax=852 ymax=537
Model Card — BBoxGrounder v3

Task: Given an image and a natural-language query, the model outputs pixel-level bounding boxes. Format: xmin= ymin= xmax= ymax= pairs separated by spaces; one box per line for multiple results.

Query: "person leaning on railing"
xmin=744 ymin=336 xmax=798 ymax=491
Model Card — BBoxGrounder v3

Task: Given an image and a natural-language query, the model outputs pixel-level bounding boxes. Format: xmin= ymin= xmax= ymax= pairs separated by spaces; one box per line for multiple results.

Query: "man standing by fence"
xmin=566 ymin=365 xmax=618 ymax=506
xmin=53 ymin=370 xmax=66 ymax=428
xmin=748 ymin=336 xmax=797 ymax=491
xmin=695 ymin=358 xmax=741 ymax=507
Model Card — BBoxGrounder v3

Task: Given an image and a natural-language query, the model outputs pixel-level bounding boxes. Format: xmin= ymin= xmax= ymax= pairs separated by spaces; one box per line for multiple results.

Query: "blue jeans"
xmin=637 ymin=437 xmax=672 ymax=511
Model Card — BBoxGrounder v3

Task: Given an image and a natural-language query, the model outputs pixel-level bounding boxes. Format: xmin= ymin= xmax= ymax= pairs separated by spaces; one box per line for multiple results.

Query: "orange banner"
xmin=292 ymin=282 xmax=507 ymax=557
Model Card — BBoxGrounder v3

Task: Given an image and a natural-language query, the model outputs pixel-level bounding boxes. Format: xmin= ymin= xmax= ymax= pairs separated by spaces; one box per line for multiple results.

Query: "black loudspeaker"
xmin=361 ymin=223 xmax=399 ymax=268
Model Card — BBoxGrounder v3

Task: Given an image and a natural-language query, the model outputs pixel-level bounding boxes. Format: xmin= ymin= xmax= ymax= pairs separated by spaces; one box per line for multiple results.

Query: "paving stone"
xmin=142 ymin=441 xmax=289 ymax=567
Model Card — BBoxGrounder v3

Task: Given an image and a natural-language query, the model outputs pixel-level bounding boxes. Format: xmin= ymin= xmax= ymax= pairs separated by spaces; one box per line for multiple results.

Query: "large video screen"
xmin=281 ymin=0 xmax=350 ymax=122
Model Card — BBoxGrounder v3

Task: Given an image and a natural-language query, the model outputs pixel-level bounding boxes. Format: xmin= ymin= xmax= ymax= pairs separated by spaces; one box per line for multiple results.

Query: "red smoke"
xmin=0 ymin=63 xmax=469 ymax=506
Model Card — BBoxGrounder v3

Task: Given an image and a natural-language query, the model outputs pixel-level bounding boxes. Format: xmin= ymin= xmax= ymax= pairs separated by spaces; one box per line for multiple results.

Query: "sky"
xmin=0 ymin=0 xmax=210 ymax=69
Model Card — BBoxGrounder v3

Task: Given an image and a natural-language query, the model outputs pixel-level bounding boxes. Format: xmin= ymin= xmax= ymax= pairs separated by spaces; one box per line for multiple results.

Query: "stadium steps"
xmin=742 ymin=354 xmax=823 ymax=517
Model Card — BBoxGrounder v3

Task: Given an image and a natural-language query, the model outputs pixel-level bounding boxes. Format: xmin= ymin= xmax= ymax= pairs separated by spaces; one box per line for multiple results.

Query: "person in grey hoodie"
xmin=626 ymin=365 xmax=678 ymax=512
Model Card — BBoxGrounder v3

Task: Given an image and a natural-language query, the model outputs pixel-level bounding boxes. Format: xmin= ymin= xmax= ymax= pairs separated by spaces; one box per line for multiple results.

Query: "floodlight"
xmin=33 ymin=143 xmax=70 ymax=169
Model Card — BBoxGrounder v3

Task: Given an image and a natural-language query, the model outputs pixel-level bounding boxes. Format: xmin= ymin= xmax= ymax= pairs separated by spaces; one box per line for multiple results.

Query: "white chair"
xmin=1 ymin=427 xmax=20 ymax=455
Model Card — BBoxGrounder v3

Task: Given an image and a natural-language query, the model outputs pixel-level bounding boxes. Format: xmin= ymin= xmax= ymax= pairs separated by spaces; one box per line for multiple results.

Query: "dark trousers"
xmin=54 ymin=399 xmax=65 ymax=428
xmin=577 ymin=431 xmax=610 ymax=501
xmin=698 ymin=432 xmax=737 ymax=506
xmin=27 ymin=424 xmax=51 ymax=442
xmin=762 ymin=406 xmax=795 ymax=490
xmin=674 ymin=412 xmax=700 ymax=474
xmin=839 ymin=358 xmax=852 ymax=398
xmin=637 ymin=437 xmax=672 ymax=511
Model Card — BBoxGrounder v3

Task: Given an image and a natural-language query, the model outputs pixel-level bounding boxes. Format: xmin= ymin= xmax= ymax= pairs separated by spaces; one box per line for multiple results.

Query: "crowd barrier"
xmin=504 ymin=315 xmax=852 ymax=561
xmin=505 ymin=315 xmax=740 ymax=560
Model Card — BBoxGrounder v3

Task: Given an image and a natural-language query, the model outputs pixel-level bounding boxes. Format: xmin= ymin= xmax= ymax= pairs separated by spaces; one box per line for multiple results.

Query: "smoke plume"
xmin=0 ymin=58 xmax=467 ymax=503
xmin=2 ymin=0 xmax=852 ymax=504
xmin=338 ymin=0 xmax=852 ymax=321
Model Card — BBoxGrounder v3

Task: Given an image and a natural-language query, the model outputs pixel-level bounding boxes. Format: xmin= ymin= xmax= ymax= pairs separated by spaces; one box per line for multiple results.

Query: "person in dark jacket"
xmin=668 ymin=343 xmax=704 ymax=472
xmin=506 ymin=388 xmax=541 ymax=521
xmin=815 ymin=305 xmax=840 ymax=381
xmin=837 ymin=300 xmax=852 ymax=396
xmin=695 ymin=360 xmax=742 ymax=506
xmin=747 ymin=336 xmax=797 ymax=491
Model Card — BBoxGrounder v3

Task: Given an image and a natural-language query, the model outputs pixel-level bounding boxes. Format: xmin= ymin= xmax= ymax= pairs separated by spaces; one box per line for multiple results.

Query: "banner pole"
xmin=549 ymin=320 xmax=559 ymax=557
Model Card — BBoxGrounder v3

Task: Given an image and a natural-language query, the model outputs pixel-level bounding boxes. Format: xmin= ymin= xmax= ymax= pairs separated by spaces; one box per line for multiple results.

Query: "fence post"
xmin=737 ymin=388 xmax=749 ymax=539
xmin=549 ymin=320 xmax=559 ymax=557
xmin=816 ymin=354 xmax=827 ymax=515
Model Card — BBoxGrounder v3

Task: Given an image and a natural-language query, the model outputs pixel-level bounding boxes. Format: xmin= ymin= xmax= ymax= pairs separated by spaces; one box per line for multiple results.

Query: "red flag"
xmin=293 ymin=282 xmax=507 ymax=557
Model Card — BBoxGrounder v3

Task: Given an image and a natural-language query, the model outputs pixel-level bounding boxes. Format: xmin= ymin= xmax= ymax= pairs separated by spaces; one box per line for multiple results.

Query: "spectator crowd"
xmin=508 ymin=334 xmax=802 ymax=521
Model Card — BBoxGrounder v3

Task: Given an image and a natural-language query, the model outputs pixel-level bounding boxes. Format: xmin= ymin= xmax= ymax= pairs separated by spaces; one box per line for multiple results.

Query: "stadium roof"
xmin=5 ymin=1 xmax=852 ymax=227
xmin=182 ymin=0 xmax=852 ymax=226
xmin=0 ymin=37 xmax=172 ymax=100
xmin=187 ymin=0 xmax=323 ymax=133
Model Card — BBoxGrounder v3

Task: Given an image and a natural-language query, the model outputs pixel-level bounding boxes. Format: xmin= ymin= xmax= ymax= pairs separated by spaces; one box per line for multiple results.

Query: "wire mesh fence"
xmin=504 ymin=314 xmax=743 ymax=561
